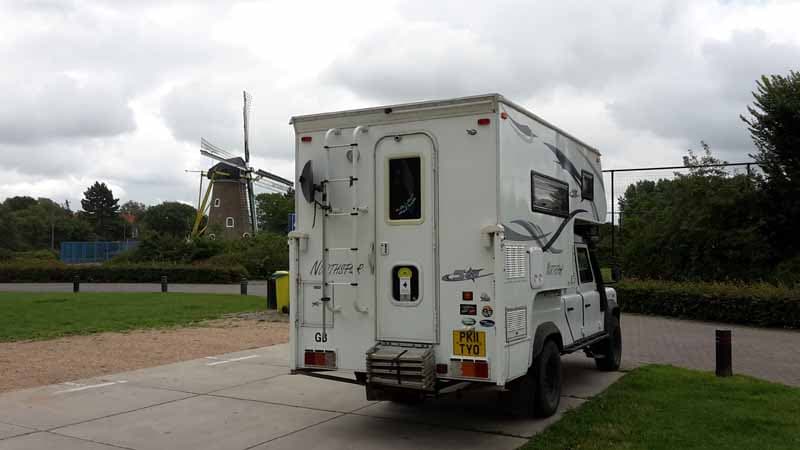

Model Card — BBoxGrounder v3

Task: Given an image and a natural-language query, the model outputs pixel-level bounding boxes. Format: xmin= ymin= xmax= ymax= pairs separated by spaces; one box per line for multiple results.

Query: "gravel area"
xmin=0 ymin=315 xmax=289 ymax=393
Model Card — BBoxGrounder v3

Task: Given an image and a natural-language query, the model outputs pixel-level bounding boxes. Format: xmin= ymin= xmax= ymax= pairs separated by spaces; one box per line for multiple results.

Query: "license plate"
xmin=452 ymin=330 xmax=486 ymax=357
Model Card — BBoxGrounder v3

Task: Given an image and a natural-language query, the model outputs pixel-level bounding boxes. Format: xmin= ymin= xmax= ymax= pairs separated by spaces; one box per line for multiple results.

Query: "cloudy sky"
xmin=1 ymin=0 xmax=798 ymax=208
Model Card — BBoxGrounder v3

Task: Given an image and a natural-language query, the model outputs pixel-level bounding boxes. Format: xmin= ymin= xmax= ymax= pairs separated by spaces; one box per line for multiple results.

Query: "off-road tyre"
xmin=532 ymin=339 xmax=562 ymax=417
xmin=594 ymin=317 xmax=622 ymax=371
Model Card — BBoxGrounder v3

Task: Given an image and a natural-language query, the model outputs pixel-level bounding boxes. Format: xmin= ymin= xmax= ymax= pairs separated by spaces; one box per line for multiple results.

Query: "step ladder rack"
xmin=318 ymin=126 xmax=370 ymax=342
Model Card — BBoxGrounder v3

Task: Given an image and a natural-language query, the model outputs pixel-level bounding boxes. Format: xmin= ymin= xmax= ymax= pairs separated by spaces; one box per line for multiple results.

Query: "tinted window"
xmin=576 ymin=247 xmax=594 ymax=283
xmin=531 ymin=172 xmax=569 ymax=216
xmin=581 ymin=171 xmax=594 ymax=201
xmin=389 ymin=157 xmax=422 ymax=221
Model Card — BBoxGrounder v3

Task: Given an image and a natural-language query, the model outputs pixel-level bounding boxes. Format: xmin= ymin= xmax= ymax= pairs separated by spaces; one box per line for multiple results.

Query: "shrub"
xmin=616 ymin=279 xmax=800 ymax=329
xmin=0 ymin=261 xmax=247 ymax=284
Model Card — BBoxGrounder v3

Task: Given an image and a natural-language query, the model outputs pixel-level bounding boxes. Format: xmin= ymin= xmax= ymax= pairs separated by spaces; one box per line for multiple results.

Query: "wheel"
xmin=595 ymin=317 xmax=622 ymax=371
xmin=532 ymin=339 xmax=562 ymax=417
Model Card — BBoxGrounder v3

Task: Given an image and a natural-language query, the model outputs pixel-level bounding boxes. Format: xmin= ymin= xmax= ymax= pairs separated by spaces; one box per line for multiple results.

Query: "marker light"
xmin=477 ymin=118 xmax=491 ymax=126
xmin=500 ymin=112 xmax=508 ymax=120
xmin=301 ymin=136 xmax=312 ymax=143
xmin=462 ymin=291 xmax=474 ymax=301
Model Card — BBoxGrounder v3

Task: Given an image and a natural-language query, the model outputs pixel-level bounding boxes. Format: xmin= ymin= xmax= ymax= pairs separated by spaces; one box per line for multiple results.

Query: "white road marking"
xmin=55 ymin=380 xmax=127 ymax=394
xmin=206 ymin=355 xmax=259 ymax=366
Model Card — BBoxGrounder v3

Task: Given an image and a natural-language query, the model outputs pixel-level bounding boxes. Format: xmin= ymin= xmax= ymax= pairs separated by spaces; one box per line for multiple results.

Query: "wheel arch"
xmin=532 ymin=322 xmax=564 ymax=360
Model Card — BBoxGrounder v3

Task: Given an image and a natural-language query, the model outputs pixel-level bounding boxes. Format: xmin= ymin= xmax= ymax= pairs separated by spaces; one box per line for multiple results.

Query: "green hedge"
xmin=616 ymin=279 xmax=800 ymax=328
xmin=0 ymin=261 xmax=248 ymax=284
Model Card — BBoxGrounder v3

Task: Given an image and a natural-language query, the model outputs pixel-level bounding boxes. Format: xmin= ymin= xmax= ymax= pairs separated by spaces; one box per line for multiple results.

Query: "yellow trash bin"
xmin=272 ymin=271 xmax=290 ymax=313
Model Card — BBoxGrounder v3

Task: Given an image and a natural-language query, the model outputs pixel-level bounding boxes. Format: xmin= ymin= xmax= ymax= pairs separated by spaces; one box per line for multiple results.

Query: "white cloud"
xmin=0 ymin=0 xmax=797 ymax=209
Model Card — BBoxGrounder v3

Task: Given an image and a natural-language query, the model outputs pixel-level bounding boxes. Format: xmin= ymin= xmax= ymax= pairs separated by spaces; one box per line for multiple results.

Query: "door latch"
xmin=379 ymin=242 xmax=389 ymax=255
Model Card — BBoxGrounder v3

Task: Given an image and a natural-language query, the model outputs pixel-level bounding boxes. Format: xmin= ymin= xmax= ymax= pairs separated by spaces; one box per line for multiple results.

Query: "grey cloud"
xmin=161 ymin=80 xmax=294 ymax=165
xmin=326 ymin=1 xmax=683 ymax=103
xmin=608 ymin=30 xmax=800 ymax=159
xmin=0 ymin=74 xmax=135 ymax=145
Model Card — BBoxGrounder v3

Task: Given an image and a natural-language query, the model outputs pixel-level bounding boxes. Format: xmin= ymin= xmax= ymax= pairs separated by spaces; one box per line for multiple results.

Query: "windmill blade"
xmin=254 ymin=179 xmax=292 ymax=193
xmin=200 ymin=138 xmax=239 ymax=160
xmin=255 ymin=169 xmax=293 ymax=188
xmin=247 ymin=178 xmax=258 ymax=234
xmin=243 ymin=91 xmax=252 ymax=164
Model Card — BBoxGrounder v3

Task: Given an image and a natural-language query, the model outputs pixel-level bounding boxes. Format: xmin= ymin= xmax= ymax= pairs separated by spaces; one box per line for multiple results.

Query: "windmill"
xmin=192 ymin=91 xmax=293 ymax=240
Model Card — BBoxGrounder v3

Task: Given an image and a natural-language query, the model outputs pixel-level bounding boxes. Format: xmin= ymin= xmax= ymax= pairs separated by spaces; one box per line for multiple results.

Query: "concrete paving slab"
xmin=0 ymin=380 xmax=192 ymax=430
xmin=209 ymin=343 xmax=289 ymax=367
xmin=355 ymin=391 xmax=585 ymax=438
xmin=251 ymin=412 xmax=528 ymax=450
xmin=101 ymin=357 xmax=288 ymax=394
xmin=0 ymin=422 xmax=33 ymax=440
xmin=215 ymin=373 xmax=375 ymax=413
xmin=560 ymin=355 xmax=625 ymax=399
xmin=0 ymin=432 xmax=121 ymax=449
xmin=56 ymin=395 xmax=340 ymax=450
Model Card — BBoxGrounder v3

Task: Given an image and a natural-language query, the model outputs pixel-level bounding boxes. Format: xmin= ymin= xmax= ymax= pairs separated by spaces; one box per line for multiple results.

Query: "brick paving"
xmin=622 ymin=313 xmax=800 ymax=386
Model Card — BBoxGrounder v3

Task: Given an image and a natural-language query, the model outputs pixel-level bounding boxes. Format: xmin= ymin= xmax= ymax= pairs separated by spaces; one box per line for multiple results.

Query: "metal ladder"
xmin=319 ymin=127 xmax=370 ymax=339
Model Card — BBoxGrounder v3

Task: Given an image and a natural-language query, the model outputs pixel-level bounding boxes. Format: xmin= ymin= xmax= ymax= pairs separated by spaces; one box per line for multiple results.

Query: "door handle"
xmin=585 ymin=303 xmax=592 ymax=308
xmin=369 ymin=242 xmax=375 ymax=274
xmin=567 ymin=307 xmax=575 ymax=312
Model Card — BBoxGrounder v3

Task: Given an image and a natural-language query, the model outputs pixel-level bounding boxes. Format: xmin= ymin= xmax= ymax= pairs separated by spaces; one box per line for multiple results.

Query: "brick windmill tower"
xmin=196 ymin=91 xmax=293 ymax=240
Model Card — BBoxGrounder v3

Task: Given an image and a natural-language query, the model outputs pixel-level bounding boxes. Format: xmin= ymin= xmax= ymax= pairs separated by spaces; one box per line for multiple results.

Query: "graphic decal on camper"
xmin=503 ymin=209 xmax=588 ymax=253
xmin=442 ymin=267 xmax=493 ymax=282
xmin=507 ymin=113 xmax=537 ymax=142
xmin=503 ymin=106 xmax=601 ymax=221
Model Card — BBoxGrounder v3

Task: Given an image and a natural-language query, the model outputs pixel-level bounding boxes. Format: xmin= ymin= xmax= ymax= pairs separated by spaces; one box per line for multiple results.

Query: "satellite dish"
xmin=299 ymin=161 xmax=316 ymax=203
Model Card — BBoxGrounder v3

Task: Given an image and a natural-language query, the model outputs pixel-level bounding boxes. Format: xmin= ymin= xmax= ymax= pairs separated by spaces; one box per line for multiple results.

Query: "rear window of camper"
xmin=531 ymin=172 xmax=569 ymax=216
xmin=388 ymin=156 xmax=422 ymax=221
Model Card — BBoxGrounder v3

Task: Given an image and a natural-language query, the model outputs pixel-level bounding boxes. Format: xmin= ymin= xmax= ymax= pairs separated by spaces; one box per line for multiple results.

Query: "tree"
xmin=80 ymin=182 xmax=120 ymax=238
xmin=741 ymin=71 xmax=800 ymax=261
xmin=140 ymin=202 xmax=197 ymax=238
xmin=681 ymin=141 xmax=728 ymax=177
xmin=256 ymin=192 xmax=294 ymax=234
xmin=618 ymin=150 xmax=769 ymax=282
xmin=120 ymin=201 xmax=147 ymax=221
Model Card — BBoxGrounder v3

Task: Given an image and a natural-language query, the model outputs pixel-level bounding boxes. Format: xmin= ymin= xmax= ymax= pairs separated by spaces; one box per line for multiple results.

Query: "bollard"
xmin=161 ymin=276 xmax=168 ymax=293
xmin=240 ymin=277 xmax=248 ymax=296
xmin=73 ymin=276 xmax=80 ymax=293
xmin=716 ymin=329 xmax=732 ymax=377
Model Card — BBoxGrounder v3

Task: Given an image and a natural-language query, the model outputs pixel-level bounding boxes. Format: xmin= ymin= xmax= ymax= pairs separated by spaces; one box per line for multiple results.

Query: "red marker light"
xmin=500 ymin=112 xmax=508 ymax=120
xmin=301 ymin=136 xmax=312 ymax=143
xmin=462 ymin=291 xmax=473 ymax=301
xmin=477 ymin=118 xmax=491 ymax=126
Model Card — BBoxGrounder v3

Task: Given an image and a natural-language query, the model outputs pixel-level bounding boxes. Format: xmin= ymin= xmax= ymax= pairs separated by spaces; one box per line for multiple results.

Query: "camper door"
xmin=375 ymin=133 xmax=437 ymax=343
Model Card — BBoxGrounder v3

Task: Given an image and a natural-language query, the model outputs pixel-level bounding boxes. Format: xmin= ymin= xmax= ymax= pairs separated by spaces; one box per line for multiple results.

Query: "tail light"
xmin=304 ymin=350 xmax=336 ymax=368
xmin=450 ymin=359 xmax=489 ymax=379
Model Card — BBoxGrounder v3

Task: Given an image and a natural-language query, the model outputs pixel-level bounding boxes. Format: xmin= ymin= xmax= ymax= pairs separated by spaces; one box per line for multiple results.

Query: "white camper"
xmin=288 ymin=94 xmax=620 ymax=417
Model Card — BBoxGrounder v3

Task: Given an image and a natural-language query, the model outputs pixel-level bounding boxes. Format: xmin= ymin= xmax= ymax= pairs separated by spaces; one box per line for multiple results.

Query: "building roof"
xmin=207 ymin=157 xmax=247 ymax=180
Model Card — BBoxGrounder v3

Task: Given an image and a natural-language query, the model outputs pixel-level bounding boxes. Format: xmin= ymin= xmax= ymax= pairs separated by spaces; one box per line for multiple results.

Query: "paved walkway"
xmin=622 ymin=313 xmax=800 ymax=386
xmin=0 ymin=344 xmax=621 ymax=450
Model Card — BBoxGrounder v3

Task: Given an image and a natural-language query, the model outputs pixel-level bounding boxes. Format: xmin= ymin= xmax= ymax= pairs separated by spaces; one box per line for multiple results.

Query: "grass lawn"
xmin=0 ymin=292 xmax=265 ymax=342
xmin=522 ymin=365 xmax=800 ymax=450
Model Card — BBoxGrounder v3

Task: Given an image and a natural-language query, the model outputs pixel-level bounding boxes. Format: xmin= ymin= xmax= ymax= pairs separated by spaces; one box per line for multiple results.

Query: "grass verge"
xmin=0 ymin=292 xmax=265 ymax=342
xmin=521 ymin=365 xmax=800 ymax=450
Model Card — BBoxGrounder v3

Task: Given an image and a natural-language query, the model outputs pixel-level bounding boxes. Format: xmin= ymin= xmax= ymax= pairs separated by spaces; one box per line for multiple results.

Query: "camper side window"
xmin=581 ymin=171 xmax=594 ymax=201
xmin=531 ymin=172 xmax=569 ymax=217
xmin=388 ymin=156 xmax=422 ymax=221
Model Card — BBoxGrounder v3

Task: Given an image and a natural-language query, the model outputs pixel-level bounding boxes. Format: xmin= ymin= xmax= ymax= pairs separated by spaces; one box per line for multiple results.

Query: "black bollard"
xmin=240 ymin=277 xmax=248 ymax=296
xmin=161 ymin=275 xmax=168 ymax=293
xmin=716 ymin=329 xmax=732 ymax=377
xmin=73 ymin=276 xmax=80 ymax=293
